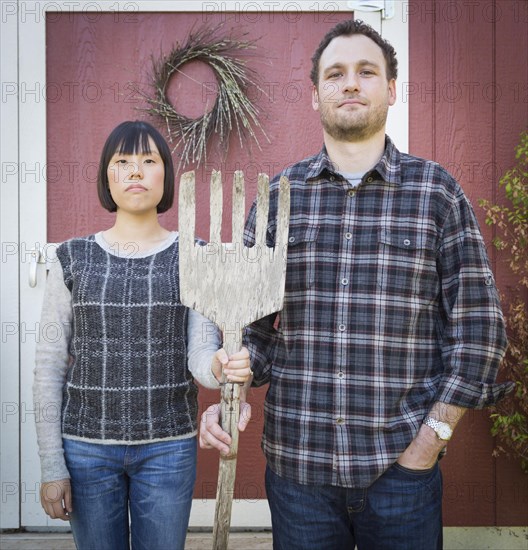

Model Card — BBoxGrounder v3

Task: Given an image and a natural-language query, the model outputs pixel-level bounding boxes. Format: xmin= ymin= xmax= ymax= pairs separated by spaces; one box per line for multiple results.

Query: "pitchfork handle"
xmin=213 ymin=328 xmax=243 ymax=549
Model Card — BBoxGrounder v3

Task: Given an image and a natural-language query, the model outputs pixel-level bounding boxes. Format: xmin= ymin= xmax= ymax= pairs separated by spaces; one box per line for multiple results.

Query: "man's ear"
xmin=312 ymin=85 xmax=320 ymax=112
xmin=388 ymin=78 xmax=397 ymax=106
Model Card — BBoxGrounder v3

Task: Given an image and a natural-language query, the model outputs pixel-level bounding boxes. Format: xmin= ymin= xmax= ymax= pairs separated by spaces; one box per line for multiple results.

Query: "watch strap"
xmin=424 ymin=416 xmax=452 ymax=440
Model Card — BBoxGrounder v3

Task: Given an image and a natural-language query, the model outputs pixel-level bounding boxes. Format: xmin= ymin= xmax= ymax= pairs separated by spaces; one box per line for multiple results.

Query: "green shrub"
xmin=479 ymin=131 xmax=528 ymax=473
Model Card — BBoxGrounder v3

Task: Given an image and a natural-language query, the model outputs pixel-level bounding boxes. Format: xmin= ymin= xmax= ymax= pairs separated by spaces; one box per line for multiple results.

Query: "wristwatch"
xmin=423 ymin=416 xmax=453 ymax=441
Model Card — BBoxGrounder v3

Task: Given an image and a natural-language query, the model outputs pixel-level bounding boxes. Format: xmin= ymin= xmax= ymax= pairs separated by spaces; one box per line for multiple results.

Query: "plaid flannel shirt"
xmin=243 ymin=136 xmax=512 ymax=489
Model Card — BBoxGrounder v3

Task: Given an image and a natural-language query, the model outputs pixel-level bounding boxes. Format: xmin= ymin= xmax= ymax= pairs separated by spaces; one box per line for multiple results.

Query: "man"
xmin=200 ymin=19 xmax=512 ymax=550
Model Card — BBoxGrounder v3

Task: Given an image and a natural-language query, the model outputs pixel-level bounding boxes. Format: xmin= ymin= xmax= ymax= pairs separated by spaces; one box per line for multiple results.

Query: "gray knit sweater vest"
xmin=57 ymin=235 xmax=198 ymax=442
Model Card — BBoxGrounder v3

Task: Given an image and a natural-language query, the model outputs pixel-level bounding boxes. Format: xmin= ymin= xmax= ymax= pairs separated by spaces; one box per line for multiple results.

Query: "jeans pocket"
xmin=364 ymin=462 xmax=443 ymax=549
xmin=389 ymin=461 xmax=442 ymax=500
xmin=392 ymin=461 xmax=438 ymax=477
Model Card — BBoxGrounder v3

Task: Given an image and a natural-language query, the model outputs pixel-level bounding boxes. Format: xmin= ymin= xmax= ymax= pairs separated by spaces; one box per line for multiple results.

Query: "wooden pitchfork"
xmin=178 ymin=170 xmax=290 ymax=550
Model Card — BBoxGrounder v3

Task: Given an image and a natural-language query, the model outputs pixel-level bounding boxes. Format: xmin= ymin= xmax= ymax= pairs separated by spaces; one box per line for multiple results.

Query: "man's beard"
xmin=319 ymin=101 xmax=388 ymax=142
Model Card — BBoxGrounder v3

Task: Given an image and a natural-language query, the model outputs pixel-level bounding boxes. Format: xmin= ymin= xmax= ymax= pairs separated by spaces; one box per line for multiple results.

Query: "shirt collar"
xmin=306 ymin=135 xmax=402 ymax=186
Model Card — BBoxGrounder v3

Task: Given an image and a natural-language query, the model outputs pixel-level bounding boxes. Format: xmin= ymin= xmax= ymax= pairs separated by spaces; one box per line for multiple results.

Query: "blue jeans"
xmin=63 ymin=437 xmax=197 ymax=550
xmin=265 ymin=462 xmax=442 ymax=550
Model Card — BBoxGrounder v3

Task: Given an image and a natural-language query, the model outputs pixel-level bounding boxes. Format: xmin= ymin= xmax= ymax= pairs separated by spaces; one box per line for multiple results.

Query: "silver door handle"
xmin=28 ymin=247 xmax=44 ymax=288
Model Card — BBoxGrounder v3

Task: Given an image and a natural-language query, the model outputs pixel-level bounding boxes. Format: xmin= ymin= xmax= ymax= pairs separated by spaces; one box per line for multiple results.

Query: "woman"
xmin=33 ymin=121 xmax=251 ymax=550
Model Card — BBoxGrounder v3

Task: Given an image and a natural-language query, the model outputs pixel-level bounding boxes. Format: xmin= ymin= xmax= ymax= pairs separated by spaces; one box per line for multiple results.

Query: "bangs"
xmin=115 ymin=129 xmax=153 ymax=155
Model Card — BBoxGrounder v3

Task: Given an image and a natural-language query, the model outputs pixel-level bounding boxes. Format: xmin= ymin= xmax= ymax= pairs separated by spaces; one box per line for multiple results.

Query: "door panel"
xmin=17 ymin=3 xmax=408 ymax=527
xmin=43 ymin=11 xmax=356 ymax=528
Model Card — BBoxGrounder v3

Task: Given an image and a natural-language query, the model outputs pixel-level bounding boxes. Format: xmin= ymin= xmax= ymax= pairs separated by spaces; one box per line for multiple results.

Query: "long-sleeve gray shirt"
xmin=34 ymin=232 xmax=221 ymax=482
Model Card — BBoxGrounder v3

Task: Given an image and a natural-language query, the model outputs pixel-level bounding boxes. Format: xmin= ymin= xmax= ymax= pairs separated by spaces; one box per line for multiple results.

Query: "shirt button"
xmin=288 ymin=236 xmax=295 ymax=243
xmin=329 ymin=175 xmax=335 ymax=182
xmin=347 ymin=189 xmax=356 ymax=197
xmin=337 ymin=371 xmax=345 ymax=379
xmin=336 ymin=417 xmax=345 ymax=425
xmin=366 ymin=176 xmax=374 ymax=183
xmin=485 ymin=275 xmax=493 ymax=286
xmin=338 ymin=324 xmax=346 ymax=331
xmin=341 ymin=278 xmax=349 ymax=286
xmin=345 ymin=232 xmax=352 ymax=240
xmin=403 ymin=239 xmax=411 ymax=246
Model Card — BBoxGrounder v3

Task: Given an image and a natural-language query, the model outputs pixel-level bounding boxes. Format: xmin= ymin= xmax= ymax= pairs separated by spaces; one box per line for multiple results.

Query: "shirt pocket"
xmin=285 ymin=225 xmax=319 ymax=292
xmin=377 ymin=227 xmax=439 ymax=301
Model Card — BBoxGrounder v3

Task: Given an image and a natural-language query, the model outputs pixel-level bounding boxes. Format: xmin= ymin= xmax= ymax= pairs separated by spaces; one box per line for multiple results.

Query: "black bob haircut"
xmin=97 ymin=120 xmax=175 ymax=213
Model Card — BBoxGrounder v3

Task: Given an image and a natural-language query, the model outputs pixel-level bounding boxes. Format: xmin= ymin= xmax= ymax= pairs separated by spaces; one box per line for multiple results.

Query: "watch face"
xmin=438 ymin=425 xmax=452 ymax=440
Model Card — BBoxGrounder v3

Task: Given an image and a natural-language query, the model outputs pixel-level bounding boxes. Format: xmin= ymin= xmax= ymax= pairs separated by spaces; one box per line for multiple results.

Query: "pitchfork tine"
xmin=210 ymin=170 xmax=222 ymax=243
xmin=179 ymin=171 xmax=195 ymax=252
xmin=255 ymin=174 xmax=269 ymax=246
xmin=232 ymin=171 xmax=245 ymax=243
xmin=275 ymin=176 xmax=291 ymax=257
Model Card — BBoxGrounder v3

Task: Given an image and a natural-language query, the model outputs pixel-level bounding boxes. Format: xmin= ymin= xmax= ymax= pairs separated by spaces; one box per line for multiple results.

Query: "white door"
xmin=5 ymin=0 xmax=407 ymax=529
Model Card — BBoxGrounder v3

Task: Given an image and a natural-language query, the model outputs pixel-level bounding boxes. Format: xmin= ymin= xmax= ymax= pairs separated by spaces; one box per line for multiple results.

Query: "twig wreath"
xmin=138 ymin=25 xmax=266 ymax=168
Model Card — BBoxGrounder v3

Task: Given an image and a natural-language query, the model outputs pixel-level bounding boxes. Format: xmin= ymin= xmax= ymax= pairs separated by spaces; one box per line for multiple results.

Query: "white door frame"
xmin=1 ymin=0 xmax=22 ymax=530
xmin=2 ymin=0 xmax=408 ymax=529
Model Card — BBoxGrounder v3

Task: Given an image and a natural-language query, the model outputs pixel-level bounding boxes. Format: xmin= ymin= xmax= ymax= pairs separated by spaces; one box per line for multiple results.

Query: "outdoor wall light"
xmin=347 ymin=0 xmax=395 ymax=19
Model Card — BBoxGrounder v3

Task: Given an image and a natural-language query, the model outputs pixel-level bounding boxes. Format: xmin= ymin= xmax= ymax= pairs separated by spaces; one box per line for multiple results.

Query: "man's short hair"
xmin=310 ymin=19 xmax=398 ymax=85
